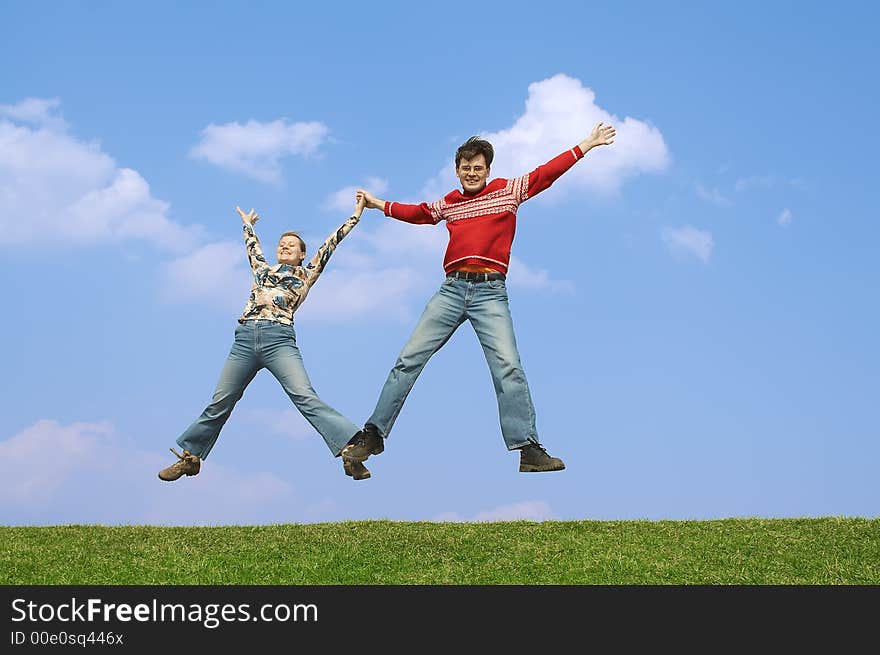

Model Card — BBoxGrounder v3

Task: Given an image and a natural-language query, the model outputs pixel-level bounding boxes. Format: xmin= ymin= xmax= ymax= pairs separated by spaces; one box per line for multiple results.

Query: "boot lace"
xmin=169 ymin=447 xmax=193 ymax=463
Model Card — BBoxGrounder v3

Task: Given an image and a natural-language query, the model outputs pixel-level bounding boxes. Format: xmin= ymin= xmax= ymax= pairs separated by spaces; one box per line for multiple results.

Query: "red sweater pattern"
xmin=384 ymin=145 xmax=584 ymax=273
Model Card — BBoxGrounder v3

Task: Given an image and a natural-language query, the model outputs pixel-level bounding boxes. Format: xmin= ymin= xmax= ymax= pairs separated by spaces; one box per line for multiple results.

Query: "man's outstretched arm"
xmin=519 ymin=122 xmax=617 ymax=202
xmin=357 ymin=189 xmax=440 ymax=225
xmin=577 ymin=122 xmax=616 ymax=156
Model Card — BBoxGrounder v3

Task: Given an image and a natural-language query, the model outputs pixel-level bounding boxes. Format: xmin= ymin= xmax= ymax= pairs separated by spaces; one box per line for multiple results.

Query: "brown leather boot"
xmin=340 ymin=424 xmax=384 ymax=463
xmin=343 ymin=459 xmax=371 ymax=480
xmin=158 ymin=448 xmax=201 ymax=481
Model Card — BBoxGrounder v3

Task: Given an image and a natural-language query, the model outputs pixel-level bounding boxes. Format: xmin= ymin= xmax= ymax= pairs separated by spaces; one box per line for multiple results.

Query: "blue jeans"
xmin=177 ymin=319 xmax=359 ymax=459
xmin=368 ymin=276 xmax=538 ymax=450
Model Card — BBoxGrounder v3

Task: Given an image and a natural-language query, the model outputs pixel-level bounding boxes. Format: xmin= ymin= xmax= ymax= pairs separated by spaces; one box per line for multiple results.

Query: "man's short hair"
xmin=279 ymin=231 xmax=306 ymax=253
xmin=455 ymin=136 xmax=494 ymax=168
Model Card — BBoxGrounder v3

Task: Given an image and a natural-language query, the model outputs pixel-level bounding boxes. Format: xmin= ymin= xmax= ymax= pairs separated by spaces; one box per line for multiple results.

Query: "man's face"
xmin=277 ymin=236 xmax=305 ymax=266
xmin=456 ymin=154 xmax=489 ymax=195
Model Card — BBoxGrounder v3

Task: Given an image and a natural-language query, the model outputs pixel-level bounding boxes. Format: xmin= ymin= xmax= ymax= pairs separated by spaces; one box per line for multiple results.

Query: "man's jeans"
xmin=177 ymin=319 xmax=359 ymax=459
xmin=368 ymin=276 xmax=538 ymax=449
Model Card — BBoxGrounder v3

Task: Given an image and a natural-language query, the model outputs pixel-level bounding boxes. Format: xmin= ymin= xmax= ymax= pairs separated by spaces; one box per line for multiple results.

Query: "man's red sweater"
xmin=384 ymin=145 xmax=585 ymax=274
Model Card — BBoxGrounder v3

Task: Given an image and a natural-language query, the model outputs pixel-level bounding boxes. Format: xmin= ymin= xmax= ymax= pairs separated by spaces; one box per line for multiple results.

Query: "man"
xmin=343 ymin=122 xmax=616 ymax=473
xmin=158 ymin=196 xmax=373 ymax=483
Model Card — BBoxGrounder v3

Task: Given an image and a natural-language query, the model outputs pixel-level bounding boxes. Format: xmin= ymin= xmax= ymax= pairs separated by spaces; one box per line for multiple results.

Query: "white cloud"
xmin=420 ymin=73 xmax=669 ymax=197
xmin=506 ymin=255 xmax=574 ymax=292
xmin=777 ymin=208 xmax=793 ymax=226
xmin=324 ymin=177 xmax=389 ymax=213
xmin=432 ymin=500 xmax=556 ymax=522
xmin=358 ymin=216 xmax=448 ymax=260
xmin=298 ymin=264 xmax=424 ymax=322
xmin=0 ymin=419 xmax=301 ymax=525
xmin=420 ymin=166 xmax=459 ymax=202
xmin=295 ymin=218 xmax=444 ymax=321
xmin=0 ymin=97 xmax=66 ymax=130
xmin=157 ymin=240 xmax=252 ymax=312
xmin=65 ymin=169 xmax=195 ymax=249
xmin=661 ymin=225 xmax=714 ymax=263
xmin=190 ymin=118 xmax=330 ymax=184
xmin=0 ymin=419 xmax=116 ymax=504
xmin=696 ymin=184 xmax=731 ymax=207
xmin=0 ymin=420 xmax=564 ymax=525
xmin=0 ymin=98 xmax=197 ymax=250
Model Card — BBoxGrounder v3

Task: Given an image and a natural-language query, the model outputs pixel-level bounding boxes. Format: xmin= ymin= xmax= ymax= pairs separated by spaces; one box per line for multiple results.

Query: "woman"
xmin=158 ymin=195 xmax=371 ymax=482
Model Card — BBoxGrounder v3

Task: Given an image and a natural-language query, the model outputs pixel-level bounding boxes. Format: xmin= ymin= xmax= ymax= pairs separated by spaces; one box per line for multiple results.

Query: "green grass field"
xmin=3 ymin=518 xmax=878 ymax=585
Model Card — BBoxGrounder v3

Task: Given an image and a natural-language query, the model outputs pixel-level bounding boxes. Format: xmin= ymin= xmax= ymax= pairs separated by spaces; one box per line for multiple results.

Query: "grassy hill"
xmin=3 ymin=518 xmax=878 ymax=584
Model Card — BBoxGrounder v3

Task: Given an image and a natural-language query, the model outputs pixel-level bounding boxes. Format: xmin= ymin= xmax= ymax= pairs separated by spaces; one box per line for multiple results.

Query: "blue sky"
xmin=1 ymin=1 xmax=877 ymax=525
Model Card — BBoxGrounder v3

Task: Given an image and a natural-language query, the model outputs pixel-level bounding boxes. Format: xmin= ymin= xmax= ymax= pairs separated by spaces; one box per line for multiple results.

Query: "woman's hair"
xmin=278 ymin=231 xmax=306 ymax=253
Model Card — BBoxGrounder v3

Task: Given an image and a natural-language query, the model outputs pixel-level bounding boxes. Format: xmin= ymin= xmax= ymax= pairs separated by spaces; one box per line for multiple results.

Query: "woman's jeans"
xmin=177 ymin=319 xmax=359 ymax=459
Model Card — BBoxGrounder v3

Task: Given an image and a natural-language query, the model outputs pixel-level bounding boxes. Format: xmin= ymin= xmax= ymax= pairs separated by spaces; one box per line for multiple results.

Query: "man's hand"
xmin=579 ymin=122 xmax=616 ymax=153
xmin=236 ymin=206 xmax=259 ymax=226
xmin=355 ymin=189 xmax=385 ymax=211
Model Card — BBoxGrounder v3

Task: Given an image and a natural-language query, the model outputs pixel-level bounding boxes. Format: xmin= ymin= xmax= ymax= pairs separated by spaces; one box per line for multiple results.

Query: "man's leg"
xmin=262 ymin=323 xmax=361 ymax=458
xmin=468 ymin=280 xmax=564 ymax=471
xmin=366 ymin=278 xmax=467 ymax=440
xmin=466 ymin=280 xmax=538 ymax=449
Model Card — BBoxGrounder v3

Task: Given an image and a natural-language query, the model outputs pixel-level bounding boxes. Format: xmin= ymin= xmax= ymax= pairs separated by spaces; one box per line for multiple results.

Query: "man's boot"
xmin=519 ymin=442 xmax=565 ymax=472
xmin=343 ymin=459 xmax=371 ymax=480
xmin=341 ymin=424 xmax=384 ymax=463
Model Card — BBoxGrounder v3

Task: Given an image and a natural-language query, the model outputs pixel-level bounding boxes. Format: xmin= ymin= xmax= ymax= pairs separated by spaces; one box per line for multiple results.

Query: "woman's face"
xmin=277 ymin=235 xmax=305 ymax=266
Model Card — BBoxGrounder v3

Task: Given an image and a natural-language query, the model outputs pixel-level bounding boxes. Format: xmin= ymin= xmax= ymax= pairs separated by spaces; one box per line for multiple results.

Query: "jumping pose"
xmin=344 ymin=123 xmax=616 ymax=473
xmin=159 ymin=195 xmax=372 ymax=482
